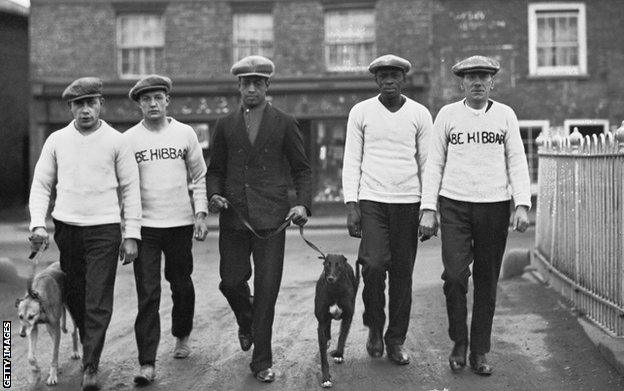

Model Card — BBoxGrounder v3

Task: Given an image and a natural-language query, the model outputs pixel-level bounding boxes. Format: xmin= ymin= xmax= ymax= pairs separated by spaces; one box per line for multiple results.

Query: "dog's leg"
xmin=317 ymin=319 xmax=333 ymax=388
xmin=70 ymin=323 xmax=81 ymax=359
xmin=46 ymin=323 xmax=60 ymax=385
xmin=28 ymin=325 xmax=40 ymax=372
xmin=331 ymin=310 xmax=353 ymax=364
xmin=61 ymin=306 xmax=67 ymax=334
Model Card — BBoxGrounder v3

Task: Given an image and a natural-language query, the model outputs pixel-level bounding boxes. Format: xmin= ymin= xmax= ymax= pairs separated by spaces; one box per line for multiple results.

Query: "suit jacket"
xmin=206 ymin=103 xmax=312 ymax=230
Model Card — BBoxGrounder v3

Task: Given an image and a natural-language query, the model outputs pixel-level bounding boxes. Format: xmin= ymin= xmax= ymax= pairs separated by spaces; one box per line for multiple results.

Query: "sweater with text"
xmin=124 ymin=118 xmax=208 ymax=228
xmin=421 ymin=99 xmax=531 ymax=211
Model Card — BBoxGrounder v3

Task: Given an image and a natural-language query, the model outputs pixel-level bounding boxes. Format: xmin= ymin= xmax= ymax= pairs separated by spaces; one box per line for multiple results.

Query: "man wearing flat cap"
xmin=342 ymin=54 xmax=432 ymax=365
xmin=124 ymin=74 xmax=208 ymax=385
xmin=28 ymin=77 xmax=141 ymax=390
xmin=419 ymin=55 xmax=531 ymax=376
xmin=206 ymin=55 xmax=311 ymax=382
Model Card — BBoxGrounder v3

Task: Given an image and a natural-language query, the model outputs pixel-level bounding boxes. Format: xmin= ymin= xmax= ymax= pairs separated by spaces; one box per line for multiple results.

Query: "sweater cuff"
xmin=123 ymin=224 xmax=142 ymax=240
xmin=29 ymin=219 xmax=47 ymax=232
xmin=420 ymin=203 xmax=437 ymax=212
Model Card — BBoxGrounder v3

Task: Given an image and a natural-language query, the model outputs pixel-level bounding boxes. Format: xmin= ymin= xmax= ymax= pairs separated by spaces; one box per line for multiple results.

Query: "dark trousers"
xmin=439 ymin=196 xmax=510 ymax=354
xmin=133 ymin=225 xmax=195 ymax=366
xmin=358 ymin=200 xmax=420 ymax=346
xmin=53 ymin=219 xmax=121 ymax=371
xmin=218 ymin=228 xmax=285 ymax=374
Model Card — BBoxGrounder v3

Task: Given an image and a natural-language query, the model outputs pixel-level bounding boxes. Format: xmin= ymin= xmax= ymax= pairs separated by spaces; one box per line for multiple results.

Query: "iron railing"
xmin=533 ymin=124 xmax=624 ymax=336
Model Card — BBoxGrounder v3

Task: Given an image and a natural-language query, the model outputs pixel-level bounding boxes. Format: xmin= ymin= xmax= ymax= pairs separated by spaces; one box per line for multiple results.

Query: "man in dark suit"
xmin=206 ymin=55 xmax=312 ymax=383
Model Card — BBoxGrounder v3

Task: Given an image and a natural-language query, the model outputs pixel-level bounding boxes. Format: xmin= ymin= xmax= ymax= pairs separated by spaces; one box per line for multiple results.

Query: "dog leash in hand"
xmin=225 ymin=201 xmax=293 ymax=240
xmin=27 ymin=244 xmax=47 ymax=283
xmin=298 ymin=226 xmax=326 ymax=259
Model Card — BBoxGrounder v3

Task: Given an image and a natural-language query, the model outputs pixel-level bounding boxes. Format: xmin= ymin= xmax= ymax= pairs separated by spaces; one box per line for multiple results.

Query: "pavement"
xmin=1 ymin=205 xmax=623 ymax=381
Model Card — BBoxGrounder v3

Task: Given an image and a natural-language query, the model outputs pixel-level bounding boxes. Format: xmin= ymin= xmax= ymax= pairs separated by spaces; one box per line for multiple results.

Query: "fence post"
xmin=570 ymin=128 xmax=582 ymax=285
xmin=616 ymin=122 xmax=624 ymax=309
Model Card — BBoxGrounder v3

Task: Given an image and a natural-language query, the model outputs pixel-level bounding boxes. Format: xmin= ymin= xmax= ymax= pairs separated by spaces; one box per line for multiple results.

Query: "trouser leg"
xmin=470 ymin=201 xmax=510 ymax=354
xmin=133 ymin=227 xmax=162 ymax=366
xmin=54 ymin=220 xmax=86 ymax=344
xmin=385 ymin=202 xmax=420 ymax=346
xmin=81 ymin=223 xmax=121 ymax=370
xmin=439 ymin=197 xmax=474 ymax=345
xmin=358 ymin=200 xmax=391 ymax=332
xmin=219 ymin=229 xmax=253 ymax=333
xmin=163 ymin=225 xmax=195 ymax=338
xmin=249 ymin=230 xmax=285 ymax=374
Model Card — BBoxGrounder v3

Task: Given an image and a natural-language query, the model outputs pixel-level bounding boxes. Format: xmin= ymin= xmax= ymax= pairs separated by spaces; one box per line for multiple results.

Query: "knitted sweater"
xmin=124 ymin=118 xmax=208 ymax=228
xmin=421 ymin=99 xmax=531 ymax=211
xmin=29 ymin=120 xmax=142 ymax=238
xmin=342 ymin=95 xmax=432 ymax=204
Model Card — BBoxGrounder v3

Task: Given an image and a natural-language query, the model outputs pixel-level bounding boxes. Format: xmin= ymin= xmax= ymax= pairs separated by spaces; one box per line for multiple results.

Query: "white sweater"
xmin=124 ymin=118 xmax=208 ymax=228
xmin=29 ymin=120 xmax=142 ymax=239
xmin=421 ymin=99 xmax=532 ymax=211
xmin=342 ymin=95 xmax=432 ymax=203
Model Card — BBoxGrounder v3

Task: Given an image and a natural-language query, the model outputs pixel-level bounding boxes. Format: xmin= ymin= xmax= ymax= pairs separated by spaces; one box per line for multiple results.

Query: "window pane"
xmin=324 ymin=9 xmax=375 ymax=71
xmin=233 ymin=13 xmax=274 ymax=61
xmin=117 ymin=13 xmax=164 ymax=76
xmin=534 ymin=10 xmax=580 ymax=68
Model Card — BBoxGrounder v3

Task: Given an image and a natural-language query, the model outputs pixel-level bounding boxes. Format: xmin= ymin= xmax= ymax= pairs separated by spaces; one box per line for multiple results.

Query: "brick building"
xmin=1 ymin=0 xmax=28 ymax=207
xmin=28 ymin=0 xmax=624 ymax=206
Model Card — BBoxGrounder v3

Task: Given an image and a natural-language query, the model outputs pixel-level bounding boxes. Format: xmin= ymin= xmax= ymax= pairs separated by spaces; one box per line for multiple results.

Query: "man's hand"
xmin=209 ymin=194 xmax=228 ymax=214
xmin=29 ymin=227 xmax=49 ymax=255
xmin=418 ymin=209 xmax=438 ymax=241
xmin=346 ymin=202 xmax=362 ymax=238
xmin=513 ymin=205 xmax=530 ymax=232
xmin=194 ymin=212 xmax=209 ymax=241
xmin=286 ymin=205 xmax=308 ymax=227
xmin=120 ymin=238 xmax=139 ymax=265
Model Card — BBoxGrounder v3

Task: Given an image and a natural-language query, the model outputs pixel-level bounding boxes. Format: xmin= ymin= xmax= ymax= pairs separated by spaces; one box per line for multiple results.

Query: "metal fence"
xmin=533 ymin=125 xmax=624 ymax=336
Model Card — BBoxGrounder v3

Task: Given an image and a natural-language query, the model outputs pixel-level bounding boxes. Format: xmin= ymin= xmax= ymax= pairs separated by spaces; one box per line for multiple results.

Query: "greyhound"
xmin=314 ymin=253 xmax=360 ymax=388
xmin=15 ymin=262 xmax=80 ymax=386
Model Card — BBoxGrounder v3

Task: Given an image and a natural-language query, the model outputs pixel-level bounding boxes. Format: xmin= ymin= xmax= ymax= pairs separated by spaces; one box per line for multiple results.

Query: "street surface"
xmin=1 ymin=225 xmax=623 ymax=390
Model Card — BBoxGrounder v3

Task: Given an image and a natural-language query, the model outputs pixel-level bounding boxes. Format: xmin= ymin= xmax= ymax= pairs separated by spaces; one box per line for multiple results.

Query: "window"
xmin=312 ymin=120 xmax=346 ymax=202
xmin=233 ymin=13 xmax=274 ymax=61
xmin=528 ymin=3 xmax=586 ymax=76
xmin=324 ymin=9 xmax=375 ymax=72
xmin=519 ymin=120 xmax=549 ymax=184
xmin=563 ymin=119 xmax=609 ymax=137
xmin=117 ymin=14 xmax=164 ymax=78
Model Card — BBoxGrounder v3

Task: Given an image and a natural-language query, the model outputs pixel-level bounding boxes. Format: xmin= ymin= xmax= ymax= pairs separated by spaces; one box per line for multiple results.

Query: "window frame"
xmin=528 ymin=2 xmax=587 ymax=77
xmin=232 ymin=12 xmax=275 ymax=62
xmin=519 ymin=120 xmax=549 ymax=188
xmin=116 ymin=13 xmax=165 ymax=79
xmin=323 ymin=8 xmax=376 ymax=73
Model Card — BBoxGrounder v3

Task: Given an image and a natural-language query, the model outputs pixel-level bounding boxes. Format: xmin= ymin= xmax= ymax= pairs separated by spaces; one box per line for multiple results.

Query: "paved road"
xmin=1 ymin=226 xmax=623 ymax=390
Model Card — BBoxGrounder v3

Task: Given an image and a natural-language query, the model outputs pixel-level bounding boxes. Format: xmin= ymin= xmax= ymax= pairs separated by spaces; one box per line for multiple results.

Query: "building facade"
xmin=1 ymin=0 xmax=28 ymax=207
xmin=29 ymin=0 xmax=624 ymax=206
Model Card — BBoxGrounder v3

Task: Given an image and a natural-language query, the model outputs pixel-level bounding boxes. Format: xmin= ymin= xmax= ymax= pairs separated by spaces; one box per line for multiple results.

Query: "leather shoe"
xmin=469 ymin=352 xmax=493 ymax=376
xmin=82 ymin=367 xmax=99 ymax=391
xmin=238 ymin=328 xmax=253 ymax=351
xmin=133 ymin=364 xmax=155 ymax=386
xmin=386 ymin=344 xmax=410 ymax=365
xmin=366 ymin=328 xmax=383 ymax=358
xmin=449 ymin=342 xmax=467 ymax=371
xmin=255 ymin=368 xmax=275 ymax=383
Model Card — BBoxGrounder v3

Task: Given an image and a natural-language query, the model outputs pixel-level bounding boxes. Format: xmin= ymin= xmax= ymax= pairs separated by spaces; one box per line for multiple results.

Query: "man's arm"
xmin=283 ymin=117 xmax=312 ymax=216
xmin=342 ymin=107 xmax=364 ymax=237
xmin=504 ymin=107 xmax=531 ymax=232
xmin=28 ymin=137 xmax=57 ymax=251
xmin=416 ymin=107 xmax=433 ymax=186
xmin=115 ymin=140 xmax=142 ymax=240
xmin=185 ymin=127 xmax=209 ymax=239
xmin=206 ymin=118 xmax=228 ymax=210
xmin=420 ymin=106 xmax=449 ymax=212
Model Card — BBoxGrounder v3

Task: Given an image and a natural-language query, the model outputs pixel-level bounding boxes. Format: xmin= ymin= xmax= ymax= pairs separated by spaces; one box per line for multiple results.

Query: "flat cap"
xmin=451 ymin=55 xmax=500 ymax=76
xmin=62 ymin=77 xmax=103 ymax=102
xmin=129 ymin=74 xmax=172 ymax=101
xmin=231 ymin=55 xmax=275 ymax=78
xmin=368 ymin=54 xmax=411 ymax=74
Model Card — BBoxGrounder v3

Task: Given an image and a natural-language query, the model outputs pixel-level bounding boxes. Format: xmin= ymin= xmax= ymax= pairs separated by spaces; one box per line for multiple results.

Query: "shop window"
xmin=233 ymin=13 xmax=274 ymax=61
xmin=324 ymin=9 xmax=375 ymax=72
xmin=313 ymin=120 xmax=346 ymax=202
xmin=528 ymin=3 xmax=587 ymax=76
xmin=519 ymin=120 xmax=549 ymax=184
xmin=117 ymin=14 xmax=165 ymax=78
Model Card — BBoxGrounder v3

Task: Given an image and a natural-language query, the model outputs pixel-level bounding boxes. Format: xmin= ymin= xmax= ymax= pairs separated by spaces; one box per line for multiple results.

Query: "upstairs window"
xmin=324 ymin=9 xmax=375 ymax=72
xmin=233 ymin=13 xmax=274 ymax=61
xmin=528 ymin=3 xmax=587 ymax=76
xmin=117 ymin=14 xmax=164 ymax=78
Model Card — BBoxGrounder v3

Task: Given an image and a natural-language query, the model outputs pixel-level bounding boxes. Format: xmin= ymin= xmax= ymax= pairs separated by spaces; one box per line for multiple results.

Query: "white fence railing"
xmin=533 ymin=125 xmax=624 ymax=336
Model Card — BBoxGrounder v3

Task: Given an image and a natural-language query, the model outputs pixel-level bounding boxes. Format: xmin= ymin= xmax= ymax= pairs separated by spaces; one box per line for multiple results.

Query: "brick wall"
xmin=431 ymin=0 xmax=624 ymax=128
